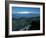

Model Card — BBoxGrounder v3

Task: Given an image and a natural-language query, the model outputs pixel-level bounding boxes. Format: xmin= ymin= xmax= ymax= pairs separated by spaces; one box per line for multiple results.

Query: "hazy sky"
xmin=12 ymin=7 xmax=40 ymax=17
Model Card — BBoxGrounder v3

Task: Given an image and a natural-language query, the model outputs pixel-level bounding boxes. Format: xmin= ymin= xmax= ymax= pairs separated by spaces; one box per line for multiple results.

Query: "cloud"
xmin=16 ymin=11 xmax=32 ymax=14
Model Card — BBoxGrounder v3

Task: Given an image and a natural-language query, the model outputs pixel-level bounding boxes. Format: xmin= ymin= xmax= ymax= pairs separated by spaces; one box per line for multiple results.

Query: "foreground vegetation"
xmin=12 ymin=16 xmax=40 ymax=31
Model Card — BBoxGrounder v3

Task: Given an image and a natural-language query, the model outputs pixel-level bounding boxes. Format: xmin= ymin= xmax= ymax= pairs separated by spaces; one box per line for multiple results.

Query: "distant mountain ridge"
xmin=12 ymin=14 xmax=40 ymax=19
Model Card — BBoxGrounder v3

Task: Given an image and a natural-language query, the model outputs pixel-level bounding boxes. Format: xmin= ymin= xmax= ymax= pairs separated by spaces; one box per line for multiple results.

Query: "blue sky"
xmin=12 ymin=7 xmax=40 ymax=14
xmin=12 ymin=7 xmax=40 ymax=17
